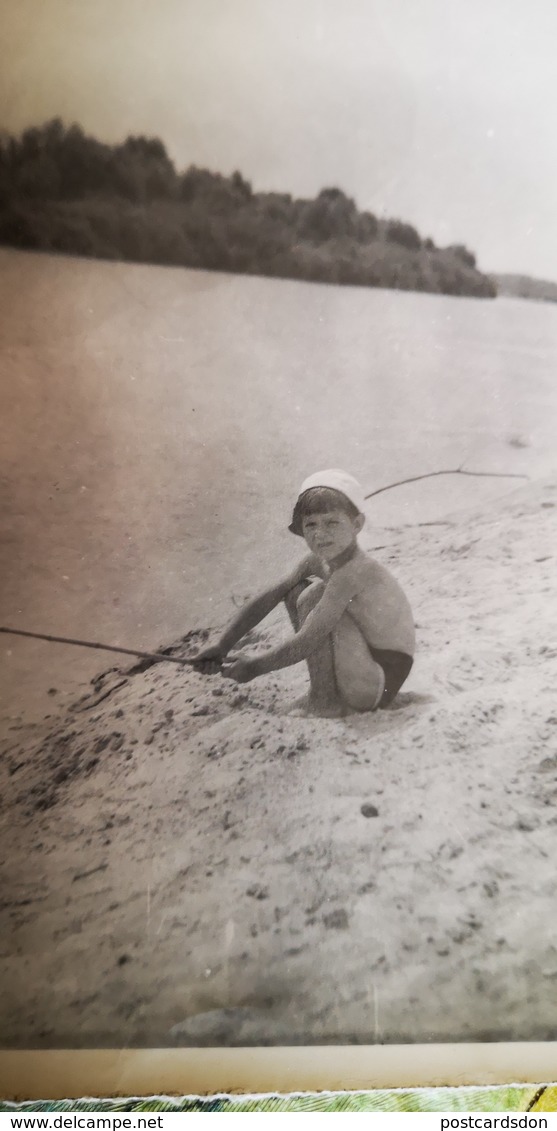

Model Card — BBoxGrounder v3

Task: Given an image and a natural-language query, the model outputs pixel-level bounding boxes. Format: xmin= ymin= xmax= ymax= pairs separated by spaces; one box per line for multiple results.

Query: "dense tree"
xmin=0 ymin=120 xmax=495 ymax=299
xmin=386 ymin=220 xmax=422 ymax=251
xmin=448 ymin=243 xmax=477 ymax=269
xmin=298 ymin=187 xmax=358 ymax=241
xmin=357 ymin=210 xmax=379 ymax=242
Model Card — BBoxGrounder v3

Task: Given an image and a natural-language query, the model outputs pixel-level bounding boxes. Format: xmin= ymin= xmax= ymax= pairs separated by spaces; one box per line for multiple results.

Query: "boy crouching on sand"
xmin=193 ymin=470 xmax=415 ymax=717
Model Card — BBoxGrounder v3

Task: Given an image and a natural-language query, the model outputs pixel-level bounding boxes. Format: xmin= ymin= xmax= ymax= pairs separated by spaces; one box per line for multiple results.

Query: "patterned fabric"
xmin=1 ymin=1087 xmax=556 ymax=1112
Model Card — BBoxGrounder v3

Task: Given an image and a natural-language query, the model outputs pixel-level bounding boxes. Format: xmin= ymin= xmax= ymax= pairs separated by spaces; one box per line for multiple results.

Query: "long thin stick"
xmin=364 ymin=468 xmax=528 ymax=501
xmin=0 ymin=626 xmax=195 ymax=666
xmin=0 ymin=467 xmax=529 ymax=666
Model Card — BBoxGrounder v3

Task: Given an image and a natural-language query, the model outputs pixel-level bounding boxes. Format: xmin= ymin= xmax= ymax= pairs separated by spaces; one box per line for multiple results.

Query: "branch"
xmin=0 ymin=625 xmax=197 ymax=666
xmin=364 ymin=468 xmax=528 ymax=501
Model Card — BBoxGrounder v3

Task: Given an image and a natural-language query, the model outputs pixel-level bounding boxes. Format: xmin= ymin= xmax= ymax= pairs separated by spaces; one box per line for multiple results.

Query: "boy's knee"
xmin=284 ymin=580 xmax=323 ymax=630
xmin=297 ymin=578 xmax=325 ymax=612
xmin=284 ymin=584 xmax=303 ymax=615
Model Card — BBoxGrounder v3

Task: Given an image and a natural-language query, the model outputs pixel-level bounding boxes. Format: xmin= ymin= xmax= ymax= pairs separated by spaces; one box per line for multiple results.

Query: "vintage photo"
xmin=1 ymin=0 xmax=556 ymax=1050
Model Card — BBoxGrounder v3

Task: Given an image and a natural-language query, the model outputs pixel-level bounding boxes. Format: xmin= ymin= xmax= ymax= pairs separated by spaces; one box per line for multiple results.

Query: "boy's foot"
xmin=284 ymin=692 xmax=344 ymax=718
xmin=281 ymin=693 xmax=312 ymax=717
xmin=309 ymin=701 xmax=345 ymax=719
xmin=309 ymin=693 xmax=345 ymax=718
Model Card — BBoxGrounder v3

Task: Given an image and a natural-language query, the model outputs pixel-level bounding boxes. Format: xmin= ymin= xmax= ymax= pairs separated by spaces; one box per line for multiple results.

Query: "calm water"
xmin=1 ymin=249 xmax=556 ymax=717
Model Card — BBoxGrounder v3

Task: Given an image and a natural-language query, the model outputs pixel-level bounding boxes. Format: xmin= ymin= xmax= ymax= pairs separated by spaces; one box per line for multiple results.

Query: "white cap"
xmin=289 ymin=469 xmax=366 ymax=535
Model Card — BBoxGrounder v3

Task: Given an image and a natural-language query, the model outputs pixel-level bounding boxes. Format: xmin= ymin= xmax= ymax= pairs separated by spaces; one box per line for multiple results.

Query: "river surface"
xmin=1 ymin=248 xmax=556 ymax=722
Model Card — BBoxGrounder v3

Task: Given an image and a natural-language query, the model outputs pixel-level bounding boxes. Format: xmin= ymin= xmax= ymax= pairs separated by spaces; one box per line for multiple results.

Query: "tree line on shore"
xmin=0 ymin=120 xmax=496 ymax=298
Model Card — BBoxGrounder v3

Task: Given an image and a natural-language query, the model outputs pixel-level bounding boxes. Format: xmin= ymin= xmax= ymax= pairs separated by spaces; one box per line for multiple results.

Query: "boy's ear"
xmin=354 ymin=513 xmax=365 ymax=533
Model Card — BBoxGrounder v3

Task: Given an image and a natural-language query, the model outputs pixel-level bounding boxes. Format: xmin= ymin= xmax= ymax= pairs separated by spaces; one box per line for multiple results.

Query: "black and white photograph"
xmin=1 ymin=0 xmax=556 ymax=1051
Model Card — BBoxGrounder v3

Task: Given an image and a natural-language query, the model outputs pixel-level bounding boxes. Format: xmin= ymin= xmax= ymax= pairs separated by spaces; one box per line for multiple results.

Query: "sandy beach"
xmin=3 ymin=2 xmax=557 ymax=1101
xmin=2 ymin=474 xmax=556 ymax=1047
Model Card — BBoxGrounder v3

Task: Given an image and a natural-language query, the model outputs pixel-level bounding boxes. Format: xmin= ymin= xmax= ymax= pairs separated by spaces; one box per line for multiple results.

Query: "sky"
xmin=1 ymin=0 xmax=557 ymax=278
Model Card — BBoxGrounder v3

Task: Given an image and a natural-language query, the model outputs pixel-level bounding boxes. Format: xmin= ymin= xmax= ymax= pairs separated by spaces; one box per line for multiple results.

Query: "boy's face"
xmin=301 ymin=508 xmax=363 ymax=562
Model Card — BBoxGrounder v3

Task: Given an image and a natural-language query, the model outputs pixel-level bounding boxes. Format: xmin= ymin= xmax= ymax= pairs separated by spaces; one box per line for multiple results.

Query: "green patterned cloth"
xmin=1 ymin=1086 xmax=556 ymax=1111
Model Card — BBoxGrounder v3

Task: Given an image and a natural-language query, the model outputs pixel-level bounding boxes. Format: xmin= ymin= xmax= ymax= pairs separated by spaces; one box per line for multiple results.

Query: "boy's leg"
xmin=332 ymin=615 xmax=385 ymax=713
xmin=283 ymin=581 xmax=310 ymax=631
xmin=294 ymin=580 xmax=344 ymax=716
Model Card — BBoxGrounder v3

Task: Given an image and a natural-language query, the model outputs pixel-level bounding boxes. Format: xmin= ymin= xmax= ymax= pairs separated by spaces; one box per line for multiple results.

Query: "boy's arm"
xmin=193 ymin=554 xmax=319 ymax=661
xmin=225 ymin=573 xmax=357 ymax=680
xmin=217 ymin=581 xmax=294 ymax=654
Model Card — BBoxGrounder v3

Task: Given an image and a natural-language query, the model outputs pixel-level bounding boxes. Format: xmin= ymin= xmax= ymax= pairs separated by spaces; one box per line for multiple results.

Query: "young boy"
xmin=193 ymin=470 xmax=415 ymax=716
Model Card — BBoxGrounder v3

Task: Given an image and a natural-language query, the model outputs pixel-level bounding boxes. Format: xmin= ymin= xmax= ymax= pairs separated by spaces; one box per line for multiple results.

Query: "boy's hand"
xmin=221 ymin=653 xmax=259 ymax=684
xmin=190 ymin=643 xmax=224 ymax=674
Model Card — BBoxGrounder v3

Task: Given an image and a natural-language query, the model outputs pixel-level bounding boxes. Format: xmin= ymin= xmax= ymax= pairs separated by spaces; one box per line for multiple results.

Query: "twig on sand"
xmin=71 ymin=679 xmax=129 ymax=712
xmin=72 ymin=863 xmax=108 ymax=883
xmin=364 ymin=467 xmax=528 ymax=501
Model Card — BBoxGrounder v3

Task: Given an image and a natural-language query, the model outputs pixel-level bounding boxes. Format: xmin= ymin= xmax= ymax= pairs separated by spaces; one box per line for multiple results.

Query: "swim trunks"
xmin=368 ymin=648 xmax=413 ymax=708
xmin=287 ymin=579 xmax=413 ymax=708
